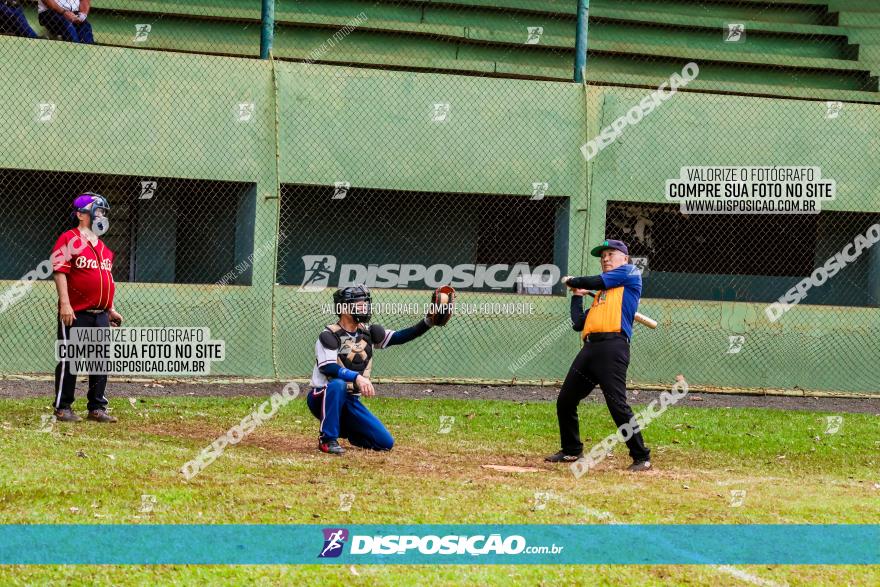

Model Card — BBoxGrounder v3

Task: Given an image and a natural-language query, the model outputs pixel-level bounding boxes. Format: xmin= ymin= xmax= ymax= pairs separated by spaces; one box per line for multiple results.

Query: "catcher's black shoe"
xmin=319 ymin=439 xmax=345 ymax=455
xmin=54 ymin=408 xmax=81 ymax=422
xmin=544 ymin=450 xmax=583 ymax=463
xmin=87 ymin=410 xmax=117 ymax=423
xmin=627 ymin=459 xmax=652 ymax=472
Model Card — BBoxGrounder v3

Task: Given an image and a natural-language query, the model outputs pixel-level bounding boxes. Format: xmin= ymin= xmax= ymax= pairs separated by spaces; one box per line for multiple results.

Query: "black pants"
xmin=556 ymin=336 xmax=650 ymax=461
xmin=54 ymin=310 xmax=110 ymax=412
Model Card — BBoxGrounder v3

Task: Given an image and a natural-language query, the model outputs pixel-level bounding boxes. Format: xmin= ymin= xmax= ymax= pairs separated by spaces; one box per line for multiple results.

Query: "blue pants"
xmin=0 ymin=5 xmax=38 ymax=38
xmin=38 ymin=10 xmax=93 ymax=43
xmin=307 ymin=379 xmax=394 ymax=450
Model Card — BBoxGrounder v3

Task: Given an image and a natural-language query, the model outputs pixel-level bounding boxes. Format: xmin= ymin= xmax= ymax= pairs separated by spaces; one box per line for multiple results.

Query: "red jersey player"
xmin=51 ymin=193 xmax=123 ymax=423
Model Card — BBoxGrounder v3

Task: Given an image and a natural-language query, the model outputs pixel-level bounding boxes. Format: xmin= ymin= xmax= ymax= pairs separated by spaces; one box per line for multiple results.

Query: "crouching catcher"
xmin=307 ymin=284 xmax=454 ymax=455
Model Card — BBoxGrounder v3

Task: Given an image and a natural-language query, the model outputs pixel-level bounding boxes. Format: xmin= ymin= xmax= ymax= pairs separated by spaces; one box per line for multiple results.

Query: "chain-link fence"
xmin=1 ymin=1 xmax=879 ymax=394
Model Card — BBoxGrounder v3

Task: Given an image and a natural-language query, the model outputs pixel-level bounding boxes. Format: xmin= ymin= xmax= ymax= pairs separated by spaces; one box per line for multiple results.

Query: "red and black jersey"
xmin=51 ymin=229 xmax=115 ymax=312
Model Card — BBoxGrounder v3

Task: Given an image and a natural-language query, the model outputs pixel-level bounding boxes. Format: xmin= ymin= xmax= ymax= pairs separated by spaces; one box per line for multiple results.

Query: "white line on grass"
xmin=555 ymin=496 xmax=785 ymax=587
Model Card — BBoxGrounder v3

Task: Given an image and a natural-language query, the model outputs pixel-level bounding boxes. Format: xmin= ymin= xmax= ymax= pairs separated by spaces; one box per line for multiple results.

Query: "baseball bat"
xmin=584 ymin=290 xmax=658 ymax=329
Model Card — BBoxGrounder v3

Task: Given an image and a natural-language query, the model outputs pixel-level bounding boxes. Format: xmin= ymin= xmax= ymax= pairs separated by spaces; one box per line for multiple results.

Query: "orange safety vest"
xmin=580 ymin=287 xmax=624 ymax=339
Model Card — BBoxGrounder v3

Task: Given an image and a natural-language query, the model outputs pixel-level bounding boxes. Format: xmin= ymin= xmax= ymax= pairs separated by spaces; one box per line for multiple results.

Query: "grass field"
xmin=0 ymin=392 xmax=878 ymax=585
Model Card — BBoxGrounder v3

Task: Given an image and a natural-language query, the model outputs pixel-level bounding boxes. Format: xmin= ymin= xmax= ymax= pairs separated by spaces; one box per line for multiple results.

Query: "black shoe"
xmin=319 ymin=439 xmax=345 ymax=455
xmin=54 ymin=408 xmax=81 ymax=422
xmin=627 ymin=459 xmax=652 ymax=472
xmin=87 ymin=410 xmax=117 ymax=423
xmin=544 ymin=450 xmax=583 ymax=463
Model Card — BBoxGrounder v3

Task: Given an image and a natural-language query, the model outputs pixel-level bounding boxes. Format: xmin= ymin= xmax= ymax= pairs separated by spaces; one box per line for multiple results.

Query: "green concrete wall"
xmin=583 ymin=85 xmax=880 ymax=393
xmin=0 ymin=37 xmax=279 ymax=377
xmin=0 ymin=37 xmax=878 ymax=393
xmin=272 ymin=62 xmax=588 ymax=382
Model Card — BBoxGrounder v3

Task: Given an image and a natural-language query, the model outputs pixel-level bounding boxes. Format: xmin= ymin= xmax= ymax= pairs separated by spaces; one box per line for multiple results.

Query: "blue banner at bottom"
xmin=0 ymin=525 xmax=876 ymax=565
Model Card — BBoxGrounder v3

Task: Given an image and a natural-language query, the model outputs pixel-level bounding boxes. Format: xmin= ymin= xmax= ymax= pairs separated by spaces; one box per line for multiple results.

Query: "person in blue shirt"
xmin=38 ymin=0 xmax=93 ymax=44
xmin=1 ymin=1 xmax=39 ymax=38
xmin=307 ymin=284 xmax=442 ymax=456
xmin=545 ymin=239 xmax=652 ymax=472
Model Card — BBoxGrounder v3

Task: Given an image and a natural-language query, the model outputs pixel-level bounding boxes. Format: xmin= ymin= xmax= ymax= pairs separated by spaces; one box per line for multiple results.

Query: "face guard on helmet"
xmin=333 ymin=285 xmax=372 ymax=323
xmin=73 ymin=192 xmax=111 ymax=235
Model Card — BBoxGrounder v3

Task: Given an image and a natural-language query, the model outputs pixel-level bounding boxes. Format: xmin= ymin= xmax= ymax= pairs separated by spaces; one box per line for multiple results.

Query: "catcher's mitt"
xmin=427 ymin=285 xmax=455 ymax=327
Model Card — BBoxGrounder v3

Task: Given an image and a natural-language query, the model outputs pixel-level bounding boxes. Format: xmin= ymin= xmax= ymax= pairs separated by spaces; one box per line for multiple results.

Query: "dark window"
xmin=278 ymin=185 xmax=569 ymax=292
xmin=604 ymin=201 xmax=880 ymax=306
xmin=0 ymin=169 xmax=255 ymax=285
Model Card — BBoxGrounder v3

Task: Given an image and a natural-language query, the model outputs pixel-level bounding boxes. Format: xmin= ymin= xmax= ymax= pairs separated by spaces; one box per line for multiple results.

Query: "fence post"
xmin=574 ymin=0 xmax=590 ymax=82
xmin=260 ymin=0 xmax=276 ymax=59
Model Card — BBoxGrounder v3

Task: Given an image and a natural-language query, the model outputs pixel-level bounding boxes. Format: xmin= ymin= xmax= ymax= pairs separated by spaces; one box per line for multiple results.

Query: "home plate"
xmin=480 ymin=464 xmax=542 ymax=473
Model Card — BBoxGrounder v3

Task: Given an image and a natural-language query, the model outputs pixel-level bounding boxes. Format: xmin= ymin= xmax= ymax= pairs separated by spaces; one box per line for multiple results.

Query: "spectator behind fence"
xmin=1 ymin=0 xmax=39 ymax=38
xmin=38 ymin=0 xmax=92 ymax=44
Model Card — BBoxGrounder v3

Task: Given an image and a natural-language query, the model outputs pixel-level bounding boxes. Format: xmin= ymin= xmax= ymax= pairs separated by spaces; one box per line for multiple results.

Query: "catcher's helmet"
xmin=333 ymin=284 xmax=372 ymax=323
xmin=72 ymin=192 xmax=110 ymax=221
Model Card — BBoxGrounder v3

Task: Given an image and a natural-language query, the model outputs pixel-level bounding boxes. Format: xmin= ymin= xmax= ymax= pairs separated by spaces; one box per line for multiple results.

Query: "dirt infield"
xmin=3 ymin=378 xmax=879 ymax=414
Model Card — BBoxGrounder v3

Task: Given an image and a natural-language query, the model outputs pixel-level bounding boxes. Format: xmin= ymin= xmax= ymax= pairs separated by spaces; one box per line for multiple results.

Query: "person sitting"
xmin=38 ymin=0 xmax=92 ymax=44
xmin=0 ymin=0 xmax=39 ymax=38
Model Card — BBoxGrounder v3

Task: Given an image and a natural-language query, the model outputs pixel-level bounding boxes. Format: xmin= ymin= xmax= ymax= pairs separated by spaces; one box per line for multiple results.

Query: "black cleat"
xmin=319 ymin=439 xmax=345 ymax=455
xmin=627 ymin=459 xmax=652 ymax=472
xmin=544 ymin=450 xmax=583 ymax=463
xmin=86 ymin=410 xmax=117 ymax=423
xmin=54 ymin=408 xmax=81 ymax=422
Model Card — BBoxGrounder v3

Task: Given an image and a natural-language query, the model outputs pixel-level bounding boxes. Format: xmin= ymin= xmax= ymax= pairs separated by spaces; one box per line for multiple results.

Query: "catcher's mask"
xmin=333 ymin=284 xmax=372 ymax=323
xmin=72 ymin=192 xmax=111 ymax=236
